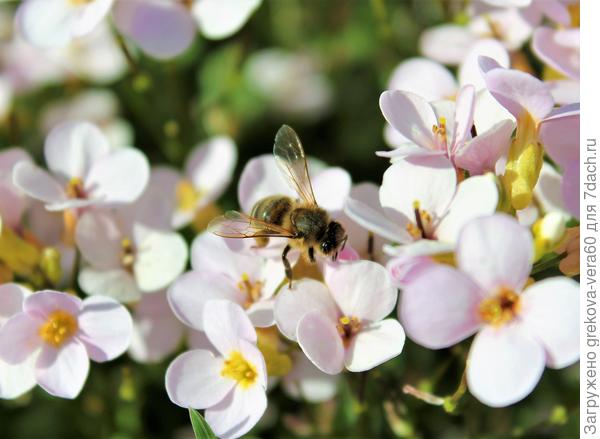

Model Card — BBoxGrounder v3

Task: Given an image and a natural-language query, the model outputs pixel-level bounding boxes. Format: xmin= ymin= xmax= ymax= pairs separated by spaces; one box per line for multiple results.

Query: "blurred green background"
xmin=0 ymin=1 xmax=579 ymax=438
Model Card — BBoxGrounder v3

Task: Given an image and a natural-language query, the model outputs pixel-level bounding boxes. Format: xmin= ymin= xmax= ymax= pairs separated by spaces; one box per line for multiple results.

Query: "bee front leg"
xmin=282 ymin=244 xmax=293 ymax=288
xmin=308 ymin=247 xmax=316 ymax=264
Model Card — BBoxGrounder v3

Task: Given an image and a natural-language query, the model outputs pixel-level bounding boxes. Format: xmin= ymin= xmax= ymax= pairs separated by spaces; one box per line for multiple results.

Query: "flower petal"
xmin=129 ymin=292 xmax=185 ymax=363
xmin=204 ymin=383 xmax=267 ymax=439
xmin=533 ymin=27 xmax=579 ymax=79
xmin=185 ymin=136 xmax=238 ymax=206
xmin=538 ymin=103 xmax=580 ymax=167
xmin=451 ymin=85 xmax=476 ymax=151
xmin=380 ymin=155 xmax=456 ymax=221
xmin=456 ymin=214 xmax=533 ymax=293
xmin=44 ymin=121 xmax=110 ymax=180
xmin=274 ymin=279 xmax=338 ymax=341
xmin=85 ymin=148 xmax=149 ymax=205
xmin=400 ymin=264 xmax=482 ymax=349
xmin=165 ymin=349 xmax=233 ymax=409
xmin=458 ymin=39 xmax=510 ymax=90
xmin=35 ymin=340 xmax=90 ymax=399
xmin=79 ymin=268 xmax=141 ymax=303
xmin=77 ymin=295 xmax=132 ymax=362
xmin=311 ymin=167 xmax=352 ymax=214
xmin=297 ymin=310 xmax=345 ymax=375
xmin=192 ymin=0 xmax=262 ymax=40
xmin=0 ymin=355 xmax=36 ymax=399
xmin=133 ymin=224 xmax=187 ymax=292
xmin=325 ymin=260 xmax=397 ymax=322
xmin=387 ymin=58 xmax=457 ymax=101
xmin=12 ymin=161 xmax=66 ymax=205
xmin=454 ymin=119 xmax=514 ymax=175
xmin=0 ymin=313 xmax=42 ymax=364
xmin=282 ymin=350 xmax=338 ymax=403
xmin=521 ymin=278 xmax=579 ymax=369
xmin=345 ymin=319 xmax=405 ymax=372
xmin=379 ymin=90 xmax=438 ymax=150
xmin=0 ymin=283 xmax=30 ymax=326
xmin=167 ymin=271 xmax=243 ymax=331
xmin=202 ymin=300 xmax=256 ymax=357
xmin=419 ymin=24 xmax=475 ymax=65
xmin=24 ymin=290 xmax=82 ymax=321
xmin=467 ymin=324 xmax=545 ymax=407
xmin=483 ymin=67 xmax=554 ymax=121
xmin=75 ymin=211 xmax=122 ymax=270
xmin=113 ymin=0 xmax=196 ymax=59
xmin=436 ymin=174 xmax=499 ymax=244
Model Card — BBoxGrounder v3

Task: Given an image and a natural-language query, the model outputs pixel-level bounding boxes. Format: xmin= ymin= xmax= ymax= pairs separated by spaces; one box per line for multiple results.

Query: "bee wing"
xmin=273 ymin=125 xmax=318 ymax=206
xmin=208 ymin=211 xmax=296 ymax=239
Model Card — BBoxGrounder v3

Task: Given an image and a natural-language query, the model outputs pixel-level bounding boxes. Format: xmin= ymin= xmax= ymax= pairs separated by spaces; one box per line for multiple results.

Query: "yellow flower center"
xmin=176 ymin=180 xmax=203 ymax=212
xmin=65 ymin=177 xmax=86 ymax=199
xmin=39 ymin=310 xmax=78 ymax=347
xmin=432 ymin=117 xmax=448 ymax=150
xmin=238 ymin=273 xmax=264 ymax=308
xmin=120 ymin=238 xmax=135 ymax=270
xmin=336 ymin=315 xmax=361 ymax=345
xmin=221 ymin=351 xmax=259 ymax=389
xmin=478 ymin=287 xmax=521 ymax=327
xmin=406 ymin=200 xmax=433 ymax=239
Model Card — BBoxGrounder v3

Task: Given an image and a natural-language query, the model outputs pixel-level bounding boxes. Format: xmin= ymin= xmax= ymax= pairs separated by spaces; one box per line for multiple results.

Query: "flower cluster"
xmin=0 ymin=0 xmax=579 ymax=438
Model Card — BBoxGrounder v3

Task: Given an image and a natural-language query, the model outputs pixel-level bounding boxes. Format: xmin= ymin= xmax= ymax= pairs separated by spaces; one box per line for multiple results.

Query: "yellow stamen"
xmin=65 ymin=177 xmax=86 ymax=200
xmin=121 ymin=238 xmax=135 ymax=269
xmin=39 ymin=310 xmax=78 ymax=347
xmin=479 ymin=287 xmax=521 ymax=327
xmin=221 ymin=351 xmax=258 ymax=389
xmin=501 ymin=112 xmax=543 ymax=210
xmin=432 ymin=117 xmax=448 ymax=149
xmin=237 ymin=273 xmax=264 ymax=308
xmin=336 ymin=315 xmax=361 ymax=344
xmin=176 ymin=180 xmax=202 ymax=212
xmin=68 ymin=0 xmax=93 ymax=5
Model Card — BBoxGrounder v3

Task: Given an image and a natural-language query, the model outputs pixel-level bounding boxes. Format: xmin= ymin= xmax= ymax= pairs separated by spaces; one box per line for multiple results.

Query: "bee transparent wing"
xmin=208 ymin=211 xmax=296 ymax=239
xmin=273 ymin=125 xmax=318 ymax=206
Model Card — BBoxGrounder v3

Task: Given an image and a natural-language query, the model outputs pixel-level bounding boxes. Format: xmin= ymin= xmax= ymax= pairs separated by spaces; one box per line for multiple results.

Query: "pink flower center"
xmin=336 ymin=315 xmax=361 ymax=345
xmin=478 ymin=287 xmax=521 ymax=327
xmin=39 ymin=310 xmax=78 ymax=347
xmin=238 ymin=273 xmax=264 ymax=309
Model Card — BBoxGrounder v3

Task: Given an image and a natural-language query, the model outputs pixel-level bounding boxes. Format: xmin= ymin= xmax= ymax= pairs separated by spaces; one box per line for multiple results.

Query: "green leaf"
xmin=188 ymin=408 xmax=217 ymax=439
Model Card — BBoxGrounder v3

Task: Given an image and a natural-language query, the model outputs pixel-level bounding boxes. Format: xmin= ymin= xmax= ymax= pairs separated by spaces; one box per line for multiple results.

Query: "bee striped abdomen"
xmin=250 ymin=196 xmax=294 ymax=247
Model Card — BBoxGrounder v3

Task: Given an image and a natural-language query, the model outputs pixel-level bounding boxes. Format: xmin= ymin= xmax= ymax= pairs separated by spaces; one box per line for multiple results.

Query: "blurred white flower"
xmin=245 ymin=49 xmax=333 ymax=119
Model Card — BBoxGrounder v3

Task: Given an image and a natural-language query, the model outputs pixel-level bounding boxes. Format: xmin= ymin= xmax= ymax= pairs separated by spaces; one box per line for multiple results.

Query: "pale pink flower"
xmin=0 ymin=290 xmax=132 ymax=399
xmin=0 ymin=147 xmax=31 ymax=229
xmin=481 ymin=57 xmax=579 ymax=215
xmin=169 ymin=231 xmax=285 ymax=329
xmin=76 ymin=210 xmax=188 ymax=303
xmin=274 ymin=260 xmax=405 ymax=374
xmin=345 ymin=155 xmax=498 ymax=257
xmin=166 ymin=300 xmax=267 ymax=439
xmin=400 ymin=214 xmax=579 ymax=407
xmin=282 ymin=350 xmax=339 ymax=403
xmin=379 ymin=85 xmax=514 ymax=175
xmin=145 ymin=137 xmax=237 ymax=229
xmin=12 ymin=121 xmax=149 ymax=212
xmin=0 ymin=283 xmax=36 ymax=399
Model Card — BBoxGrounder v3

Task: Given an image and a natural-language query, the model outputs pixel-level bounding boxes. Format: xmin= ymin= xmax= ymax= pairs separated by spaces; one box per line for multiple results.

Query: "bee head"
xmin=319 ymin=221 xmax=347 ymax=259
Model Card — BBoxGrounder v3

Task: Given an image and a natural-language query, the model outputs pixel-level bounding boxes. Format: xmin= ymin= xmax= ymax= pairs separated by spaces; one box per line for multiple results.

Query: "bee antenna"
xmin=341 ymin=235 xmax=348 ymax=251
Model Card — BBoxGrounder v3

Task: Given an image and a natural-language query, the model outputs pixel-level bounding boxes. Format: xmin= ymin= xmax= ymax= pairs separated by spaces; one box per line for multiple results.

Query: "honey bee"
xmin=208 ymin=125 xmax=348 ymax=285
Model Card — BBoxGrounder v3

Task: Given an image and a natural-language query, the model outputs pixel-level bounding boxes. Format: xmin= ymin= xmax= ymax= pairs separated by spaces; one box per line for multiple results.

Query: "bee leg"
xmin=282 ymin=244 xmax=293 ymax=287
xmin=367 ymin=232 xmax=374 ymax=261
xmin=308 ymin=247 xmax=316 ymax=264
